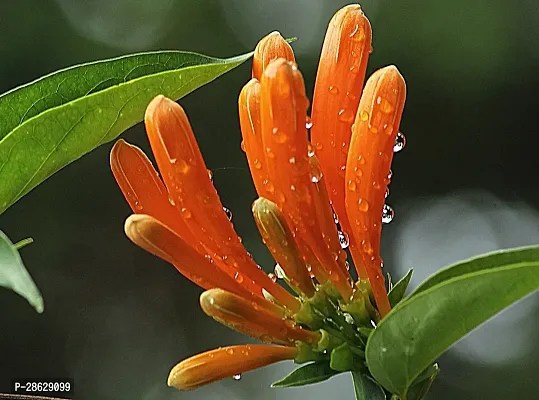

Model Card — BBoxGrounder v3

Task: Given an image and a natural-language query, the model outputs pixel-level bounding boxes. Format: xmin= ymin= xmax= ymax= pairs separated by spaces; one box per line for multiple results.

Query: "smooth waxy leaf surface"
xmin=411 ymin=245 xmax=539 ymax=296
xmin=271 ymin=362 xmax=340 ymax=387
xmin=0 ymin=50 xmax=252 ymax=213
xmin=0 ymin=231 xmax=43 ymax=312
xmin=352 ymin=372 xmax=386 ymax=400
xmin=366 ymin=247 xmax=539 ymax=398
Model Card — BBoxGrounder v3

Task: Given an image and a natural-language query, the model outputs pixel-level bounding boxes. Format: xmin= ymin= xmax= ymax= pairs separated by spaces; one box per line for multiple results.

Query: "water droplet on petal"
xmin=232 ymin=374 xmax=242 ymax=381
xmin=347 ymin=180 xmax=356 ymax=191
xmin=338 ymin=231 xmax=349 ymax=249
xmin=234 ymin=272 xmax=244 ymax=283
xmin=382 ymin=204 xmax=394 ymax=224
xmin=387 ymin=169 xmax=393 ymax=180
xmin=333 ymin=213 xmax=339 ymax=224
xmin=272 ymin=127 xmax=287 ymax=143
xmin=240 ymin=140 xmax=246 ymax=152
xmin=226 ymin=348 xmax=235 ymax=355
xmin=181 ymin=207 xmax=192 ymax=219
xmin=329 ymin=85 xmax=339 ymax=94
xmin=385 ymin=187 xmax=390 ymax=198
xmin=207 ymin=169 xmax=213 ymax=181
xmin=253 ymin=158 xmax=262 ymax=169
xmin=310 ymin=163 xmax=323 ymax=183
xmin=338 ymin=109 xmax=355 ymax=123
xmin=393 ymin=132 xmax=406 ymax=153
xmin=268 ymin=273 xmax=277 ymax=283
xmin=360 ymin=110 xmax=369 ymax=121
xmin=357 ymin=198 xmax=369 ymax=212
xmin=305 ymin=116 xmax=313 ymax=129
xmin=223 ymin=207 xmax=233 ymax=221
xmin=274 ymin=264 xmax=286 ymax=279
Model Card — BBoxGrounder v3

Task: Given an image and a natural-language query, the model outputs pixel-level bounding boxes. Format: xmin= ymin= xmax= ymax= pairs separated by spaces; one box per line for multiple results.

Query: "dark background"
xmin=1 ymin=0 xmax=539 ymax=399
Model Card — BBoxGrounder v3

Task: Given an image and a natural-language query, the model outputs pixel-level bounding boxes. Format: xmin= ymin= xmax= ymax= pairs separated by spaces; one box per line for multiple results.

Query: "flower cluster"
xmin=110 ymin=4 xmax=405 ymax=391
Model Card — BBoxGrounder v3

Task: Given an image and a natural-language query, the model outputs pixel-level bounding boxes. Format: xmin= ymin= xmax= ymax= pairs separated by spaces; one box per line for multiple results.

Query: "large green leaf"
xmin=0 ymin=50 xmax=252 ymax=213
xmin=365 ymin=260 xmax=539 ymax=398
xmin=0 ymin=231 xmax=43 ymax=313
xmin=271 ymin=362 xmax=340 ymax=387
xmin=411 ymin=245 xmax=539 ymax=296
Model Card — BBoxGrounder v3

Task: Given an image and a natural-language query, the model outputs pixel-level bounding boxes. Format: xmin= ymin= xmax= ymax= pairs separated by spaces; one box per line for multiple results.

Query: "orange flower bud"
xmin=252 ymin=31 xmax=295 ymax=80
xmin=310 ymin=5 xmax=372 ymax=279
xmin=260 ymin=59 xmax=353 ymax=300
xmin=200 ymin=289 xmax=321 ymax=345
xmin=345 ymin=65 xmax=406 ymax=316
xmin=168 ymin=344 xmax=297 ymax=390
xmin=252 ymin=197 xmax=315 ymax=297
xmin=144 ymin=95 xmax=300 ymax=312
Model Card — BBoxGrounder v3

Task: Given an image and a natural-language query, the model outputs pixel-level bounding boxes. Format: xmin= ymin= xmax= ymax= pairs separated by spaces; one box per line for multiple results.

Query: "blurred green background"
xmin=2 ymin=0 xmax=539 ymax=399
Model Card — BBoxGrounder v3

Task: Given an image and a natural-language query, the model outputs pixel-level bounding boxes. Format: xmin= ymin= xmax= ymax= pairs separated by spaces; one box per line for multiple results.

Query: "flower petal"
xmin=168 ymin=344 xmax=297 ymax=390
xmin=144 ymin=95 xmax=300 ymax=312
xmin=260 ymin=59 xmax=352 ymax=299
xmin=200 ymin=289 xmax=320 ymax=345
xmin=110 ymin=139 xmax=177 ymax=225
xmin=252 ymin=31 xmax=296 ymax=81
xmin=345 ymin=65 xmax=406 ymax=316
xmin=124 ymin=214 xmax=254 ymax=298
xmin=310 ymin=5 xmax=372 ymax=278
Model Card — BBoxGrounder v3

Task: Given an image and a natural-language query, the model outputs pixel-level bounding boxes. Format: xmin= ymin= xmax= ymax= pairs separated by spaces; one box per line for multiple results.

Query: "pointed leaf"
xmin=0 ymin=231 xmax=43 ymax=312
xmin=352 ymin=372 xmax=386 ymax=400
xmin=271 ymin=362 xmax=340 ymax=387
xmin=406 ymin=364 xmax=439 ymax=400
xmin=388 ymin=269 xmax=413 ymax=307
xmin=366 ymin=261 xmax=539 ymax=397
xmin=411 ymin=245 xmax=539 ymax=296
xmin=0 ymin=50 xmax=253 ymax=213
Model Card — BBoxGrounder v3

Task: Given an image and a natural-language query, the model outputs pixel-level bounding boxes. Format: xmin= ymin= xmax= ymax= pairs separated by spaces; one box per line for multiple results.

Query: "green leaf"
xmin=411 ymin=245 xmax=539 ymax=297
xmin=366 ymin=260 xmax=539 ymax=398
xmin=352 ymin=372 xmax=386 ymax=400
xmin=406 ymin=364 xmax=439 ymax=400
xmin=388 ymin=269 xmax=413 ymax=307
xmin=0 ymin=231 xmax=43 ymax=313
xmin=271 ymin=362 xmax=340 ymax=387
xmin=0 ymin=50 xmax=253 ymax=213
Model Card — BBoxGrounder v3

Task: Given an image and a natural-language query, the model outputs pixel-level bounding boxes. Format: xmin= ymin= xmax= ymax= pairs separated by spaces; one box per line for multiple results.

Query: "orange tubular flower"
xmin=110 ymin=3 xmax=406 ymax=391
xmin=168 ymin=345 xmax=297 ymax=391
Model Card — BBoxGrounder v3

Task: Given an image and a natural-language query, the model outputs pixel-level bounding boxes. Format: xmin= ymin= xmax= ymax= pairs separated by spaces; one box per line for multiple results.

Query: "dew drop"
xmin=360 ymin=110 xmax=369 ymax=121
xmin=181 ymin=207 xmax=192 ymax=219
xmin=240 ymin=140 xmax=246 ymax=153
xmin=385 ymin=187 xmax=390 ymax=198
xmin=338 ymin=109 xmax=355 ymax=123
xmin=232 ymin=374 xmax=242 ymax=381
xmin=382 ymin=204 xmax=394 ymax=224
xmin=305 ymin=116 xmax=313 ymax=129
xmin=333 ymin=213 xmax=339 ymax=224
xmin=134 ymin=201 xmax=143 ymax=211
xmin=263 ymin=179 xmax=275 ymax=193
xmin=347 ymin=180 xmax=356 ymax=191
xmin=226 ymin=348 xmax=235 ymax=355
xmin=393 ymin=132 xmax=406 ymax=153
xmin=234 ymin=272 xmax=244 ymax=283
xmin=387 ymin=169 xmax=393 ymax=180
xmin=338 ymin=231 xmax=350 ymax=249
xmin=265 ymin=147 xmax=276 ymax=159
xmin=274 ymin=264 xmax=286 ymax=279
xmin=289 ymin=156 xmax=296 ymax=164
xmin=253 ymin=158 xmax=262 ymax=169
xmin=223 ymin=207 xmax=233 ymax=221
xmin=329 ymin=85 xmax=339 ymax=95
xmin=207 ymin=169 xmax=213 ymax=181
xmin=357 ymin=198 xmax=369 ymax=212
xmin=310 ymin=164 xmax=323 ymax=183
xmin=268 ymin=273 xmax=277 ymax=283
xmin=272 ymin=127 xmax=287 ymax=143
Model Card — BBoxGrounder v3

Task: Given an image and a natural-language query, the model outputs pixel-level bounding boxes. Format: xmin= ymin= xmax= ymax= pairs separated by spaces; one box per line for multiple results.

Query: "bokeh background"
xmin=2 ymin=0 xmax=539 ymax=399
